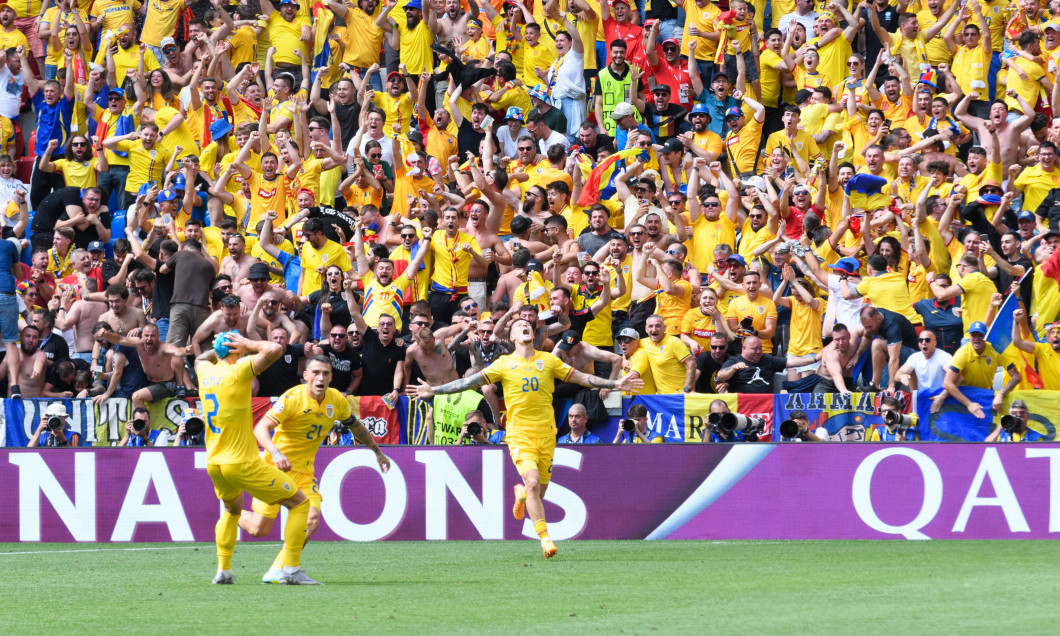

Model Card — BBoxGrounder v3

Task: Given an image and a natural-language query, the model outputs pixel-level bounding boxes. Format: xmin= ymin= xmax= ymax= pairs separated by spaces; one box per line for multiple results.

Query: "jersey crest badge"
xmin=284 ymin=354 xmax=292 ymax=363
xmin=325 ymin=405 xmax=334 ymax=419
xmin=535 ymin=359 xmax=545 ymax=371
xmin=322 ymin=254 xmax=329 ymax=262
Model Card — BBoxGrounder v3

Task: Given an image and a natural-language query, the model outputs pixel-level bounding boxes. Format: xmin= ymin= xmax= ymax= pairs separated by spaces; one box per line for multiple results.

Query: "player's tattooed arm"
xmin=569 ymin=370 xmax=644 ymax=393
xmin=406 ymin=374 xmax=489 ymax=399
xmin=345 ymin=416 xmax=392 ymax=472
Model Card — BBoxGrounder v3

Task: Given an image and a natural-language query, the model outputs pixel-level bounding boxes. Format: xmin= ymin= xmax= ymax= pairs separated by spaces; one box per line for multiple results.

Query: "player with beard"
xmin=409 ymin=317 xmax=641 ymax=558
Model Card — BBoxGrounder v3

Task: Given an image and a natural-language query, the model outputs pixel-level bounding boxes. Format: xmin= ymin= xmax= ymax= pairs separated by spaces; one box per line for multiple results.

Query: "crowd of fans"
xmin=1 ymin=0 xmax=1060 ymax=448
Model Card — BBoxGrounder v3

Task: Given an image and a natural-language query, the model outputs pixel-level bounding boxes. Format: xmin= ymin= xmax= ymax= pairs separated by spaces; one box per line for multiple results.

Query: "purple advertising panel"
xmin=2 ymin=444 xmax=1058 ymax=542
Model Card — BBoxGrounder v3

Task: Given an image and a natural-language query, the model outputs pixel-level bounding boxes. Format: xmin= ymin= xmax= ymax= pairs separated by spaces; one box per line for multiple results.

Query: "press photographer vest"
xmin=433 ymin=390 xmax=483 ymax=445
xmin=598 ymin=67 xmax=643 ymax=136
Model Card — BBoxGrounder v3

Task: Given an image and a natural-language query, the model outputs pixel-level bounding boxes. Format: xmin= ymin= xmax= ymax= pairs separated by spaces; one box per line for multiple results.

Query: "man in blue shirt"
xmin=0 ymin=234 xmax=22 ymax=397
xmin=119 ymin=407 xmax=169 ymax=447
xmin=24 ymin=46 xmax=75 ymax=209
xmin=557 ymin=403 xmax=602 ymax=444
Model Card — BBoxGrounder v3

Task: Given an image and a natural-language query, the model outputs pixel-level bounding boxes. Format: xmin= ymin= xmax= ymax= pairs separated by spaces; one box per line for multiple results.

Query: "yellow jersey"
xmin=201 ymin=355 xmax=261 ymax=465
xmin=950 ymin=342 xmax=1010 ymax=390
xmin=625 ymin=347 xmax=657 ymax=395
xmin=429 ymin=230 xmax=481 ymax=292
xmin=726 ymin=294 xmax=779 ymax=353
xmin=337 ymin=7 xmax=384 ymax=68
xmin=656 ymin=279 xmax=692 ymax=335
xmin=681 ymin=307 xmax=722 ymax=350
xmin=480 ymin=351 xmax=574 ymax=438
xmin=51 ymin=158 xmax=97 ymax=188
xmin=263 ymin=385 xmax=352 ymax=474
xmin=266 ymin=11 xmax=310 ymax=65
xmin=154 ymin=106 xmax=198 ymax=158
xmin=247 ymin=172 xmax=288 ymax=231
xmin=362 ymin=269 xmax=413 ymax=330
xmin=301 ymin=239 xmax=352 ymax=294
xmin=856 ymin=271 xmax=920 ymax=325
xmin=392 ymin=4 xmax=434 ymax=74
xmin=140 ymin=0 xmax=183 ymax=46
xmin=114 ymin=139 xmax=170 ymax=191
xmin=640 ymin=335 xmax=692 ymax=394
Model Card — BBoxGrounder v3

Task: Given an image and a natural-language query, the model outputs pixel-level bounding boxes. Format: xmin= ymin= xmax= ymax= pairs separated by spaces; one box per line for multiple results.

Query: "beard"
xmin=20 ymin=343 xmax=37 ymax=355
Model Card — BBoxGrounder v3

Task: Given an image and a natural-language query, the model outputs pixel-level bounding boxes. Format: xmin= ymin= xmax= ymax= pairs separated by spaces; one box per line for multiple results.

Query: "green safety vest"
xmin=598 ymin=65 xmax=643 ymax=137
xmin=432 ymin=390 xmax=483 ymax=445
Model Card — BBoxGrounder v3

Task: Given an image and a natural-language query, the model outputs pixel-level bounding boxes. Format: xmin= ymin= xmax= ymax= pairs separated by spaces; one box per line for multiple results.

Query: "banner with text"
xmin=2 ymin=444 xmax=1058 ymax=543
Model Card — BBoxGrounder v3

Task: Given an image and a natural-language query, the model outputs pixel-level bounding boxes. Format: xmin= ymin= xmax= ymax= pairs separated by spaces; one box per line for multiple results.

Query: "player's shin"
xmin=216 ymin=511 xmax=239 ymax=571
xmin=281 ymin=499 xmax=311 ymax=570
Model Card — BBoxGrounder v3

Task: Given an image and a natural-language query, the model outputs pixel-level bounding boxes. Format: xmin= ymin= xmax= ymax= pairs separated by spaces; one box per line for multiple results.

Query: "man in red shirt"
xmin=646 ymin=29 xmax=693 ymax=110
xmin=780 ymin=183 xmax=824 ymax=240
xmin=601 ymin=0 xmax=648 ymax=72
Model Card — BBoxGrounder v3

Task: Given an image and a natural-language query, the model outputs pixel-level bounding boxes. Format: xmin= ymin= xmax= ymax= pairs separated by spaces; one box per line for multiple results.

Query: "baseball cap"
xmin=210 ymin=118 xmax=233 ymax=139
xmin=1018 ymin=210 xmax=1036 ymax=222
xmin=248 ymin=263 xmax=271 ymax=280
xmin=405 ymin=0 xmax=422 ymax=8
xmin=172 ymin=173 xmax=187 ymax=191
xmin=968 ymin=321 xmax=988 ymax=335
xmin=386 ymin=70 xmax=403 ymax=83
xmin=611 ymin=102 xmax=637 ymax=120
xmin=726 ymin=254 xmax=746 ymax=267
xmin=793 ymin=184 xmax=811 ymax=195
xmin=828 ymin=257 xmax=860 ymax=276
xmin=556 ymin=329 xmax=582 ymax=350
xmin=108 ymin=87 xmax=125 ymax=98
xmin=690 ymin=103 xmax=711 ymax=120
xmin=160 ymin=36 xmax=178 ymax=50
xmin=505 ymin=106 xmax=524 ymax=122
xmin=87 ymin=241 xmax=105 ymax=253
xmin=612 ymin=0 xmax=630 ymax=5
xmin=278 ymin=0 xmax=300 ymax=6
xmin=652 ymin=83 xmax=671 ymax=94
xmin=44 ymin=403 xmax=69 ymax=418
xmin=617 ymin=327 xmax=640 ymax=341
xmin=661 ymin=38 xmax=680 ymax=48
xmin=525 ymin=258 xmax=544 ymax=272
xmin=724 ymin=106 xmax=743 ymax=119
xmin=157 ymin=188 xmax=180 ymax=203
xmin=661 ymin=138 xmax=684 ymax=154
xmin=1044 ymin=21 xmax=1060 ymax=31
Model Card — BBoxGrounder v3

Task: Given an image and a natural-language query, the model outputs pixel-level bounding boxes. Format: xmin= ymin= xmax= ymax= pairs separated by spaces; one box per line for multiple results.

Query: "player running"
xmin=240 ymin=356 xmax=391 ymax=584
xmin=408 ymin=318 xmax=642 ymax=558
xmin=197 ymin=331 xmax=316 ymax=585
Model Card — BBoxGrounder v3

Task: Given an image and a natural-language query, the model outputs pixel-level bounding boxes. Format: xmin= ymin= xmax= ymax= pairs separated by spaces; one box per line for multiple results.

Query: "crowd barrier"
xmin=3 ymin=389 xmax=1057 ymax=448
xmin=2 ymin=444 xmax=1057 ymax=542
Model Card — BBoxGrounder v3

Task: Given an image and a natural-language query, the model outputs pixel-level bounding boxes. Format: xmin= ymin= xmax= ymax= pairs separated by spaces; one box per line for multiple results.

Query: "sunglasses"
xmin=308 ymin=126 xmax=324 ymax=131
xmin=918 ymin=338 xmax=933 ymax=343
xmin=411 ymin=321 xmax=429 ymax=327
xmin=749 ymin=213 xmax=764 ymax=218
xmin=401 ymin=233 xmax=417 ymax=239
xmin=848 ymin=61 xmax=861 ymax=66
xmin=667 ymin=199 xmax=682 ymax=206
xmin=584 ymin=270 xmax=599 ymax=275
xmin=703 ymin=201 xmax=720 ymax=208
xmin=330 ymin=333 xmax=347 ymax=338
xmin=368 ymin=153 xmax=382 ymax=159
xmin=711 ymin=345 xmax=727 ymax=350
xmin=629 ymin=231 xmax=644 ymax=236
xmin=463 ymin=302 xmax=478 ymax=309
xmin=71 ymin=141 xmax=88 ymax=147
xmin=665 ymin=250 xmax=681 ymax=255
xmin=981 ymin=187 xmax=1001 ymax=194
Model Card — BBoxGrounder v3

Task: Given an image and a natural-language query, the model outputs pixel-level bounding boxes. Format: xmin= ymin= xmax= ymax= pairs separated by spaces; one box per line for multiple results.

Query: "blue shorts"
xmin=0 ymin=293 xmax=17 ymax=343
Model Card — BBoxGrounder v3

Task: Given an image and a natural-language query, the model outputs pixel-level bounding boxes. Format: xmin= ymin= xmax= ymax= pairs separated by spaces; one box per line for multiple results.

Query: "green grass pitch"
xmin=1 ymin=540 xmax=1057 ymax=633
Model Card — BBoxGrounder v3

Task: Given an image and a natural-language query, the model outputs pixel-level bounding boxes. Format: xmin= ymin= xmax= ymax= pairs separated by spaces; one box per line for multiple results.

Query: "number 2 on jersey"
xmin=203 ymin=394 xmax=221 ymax=434
xmin=521 ymin=377 xmax=539 ymax=392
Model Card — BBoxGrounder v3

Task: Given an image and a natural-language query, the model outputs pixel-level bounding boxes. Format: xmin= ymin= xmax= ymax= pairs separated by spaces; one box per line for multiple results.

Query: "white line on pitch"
xmin=0 ymin=543 xmax=282 ymax=556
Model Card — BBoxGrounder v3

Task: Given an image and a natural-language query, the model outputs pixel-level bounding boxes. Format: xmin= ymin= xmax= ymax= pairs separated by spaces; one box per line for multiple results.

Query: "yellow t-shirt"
xmin=959 ymin=163 xmax=1003 ymax=204
xmin=856 ymin=271 xmax=921 ymax=325
xmin=626 ymin=347 xmax=657 ymax=395
xmin=808 ymin=35 xmax=851 ymax=95
xmin=681 ymin=307 xmax=722 ymax=350
xmin=1005 ymin=57 xmax=1045 ymax=114
xmin=266 ymin=11 xmax=310 ymax=65
xmin=393 ymin=5 xmax=434 ymax=75
xmin=429 ymin=230 xmax=482 ymax=291
xmin=786 ymin=296 xmax=826 ymax=357
xmin=690 ymin=213 xmax=736 ymax=272
xmin=154 ymin=106 xmax=197 ymax=158
xmin=227 ymin=24 xmax=258 ymax=67
xmin=1033 ymin=342 xmax=1060 ymax=391
xmin=956 ymin=271 xmax=997 ymax=334
xmin=0 ymin=27 xmax=29 ymax=54
xmin=51 ymin=158 xmax=97 ymax=188
xmin=480 ymin=352 xmax=574 ymax=438
xmin=362 ymin=269 xmax=413 ymax=330
xmin=94 ymin=39 xmax=157 ymax=80
xmin=300 ymin=239 xmax=352 ymax=294
xmin=41 ymin=6 xmax=89 ymax=66
xmin=726 ymin=294 xmax=779 ymax=353
xmin=1014 ymin=164 xmax=1060 ymax=214
xmin=683 ymin=0 xmax=720 ymax=60
xmin=758 ymin=49 xmax=784 ymax=108
xmin=263 ymin=385 xmax=352 ymax=474
xmin=338 ymin=7 xmax=384 ymax=68
xmin=656 ymin=279 xmax=692 ymax=335
xmin=950 ymin=342 xmax=1009 ymax=390
xmin=140 ymin=0 xmax=183 ymax=47
xmin=247 ymin=172 xmax=288 ymax=232
xmin=952 ymin=44 xmax=989 ymax=96
xmin=640 ymin=335 xmax=692 ymax=394
xmin=114 ymin=139 xmax=171 ymax=192
xmin=373 ymin=92 xmax=414 ymax=133
xmin=201 ymin=356 xmax=260 ymax=465
xmin=765 ymin=129 xmax=821 ymax=166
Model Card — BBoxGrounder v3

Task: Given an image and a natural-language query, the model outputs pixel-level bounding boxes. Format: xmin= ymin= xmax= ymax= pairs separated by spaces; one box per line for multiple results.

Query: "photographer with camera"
xmin=614 ymin=403 xmax=665 ymax=443
xmin=324 ymin=420 xmax=355 ymax=446
xmin=706 ymin=398 xmax=768 ymax=442
xmin=172 ymin=408 xmax=206 ymax=447
xmin=706 ymin=399 xmax=740 ymax=442
xmin=778 ymin=410 xmax=826 ymax=442
xmin=866 ymin=397 xmax=919 ymax=441
xmin=119 ymin=407 xmax=169 ymax=447
xmin=986 ymin=400 xmax=1032 ymax=442
xmin=457 ymin=410 xmax=501 ymax=445
xmin=27 ymin=403 xmax=80 ymax=447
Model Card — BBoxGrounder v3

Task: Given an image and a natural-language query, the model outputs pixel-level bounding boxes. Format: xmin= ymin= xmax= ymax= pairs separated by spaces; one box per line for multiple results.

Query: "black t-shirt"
xmin=38 ymin=332 xmax=70 ymax=364
xmin=305 ymin=206 xmax=357 ymax=244
xmin=358 ymin=327 xmax=406 ymax=396
xmin=320 ymin=343 xmax=361 ymax=392
xmin=30 ymin=187 xmax=82 ymax=245
xmin=335 ymin=101 xmax=360 ymax=150
xmin=696 ymin=351 xmax=726 ymax=393
xmin=999 ymin=255 xmax=1034 ymax=308
xmin=644 ymin=103 xmax=689 ymax=143
xmin=168 ymin=249 xmax=215 ymax=307
xmin=457 ymin=120 xmax=487 ymax=158
xmin=258 ymin=343 xmax=306 ymax=397
xmin=148 ymin=259 xmax=174 ymax=320
xmin=100 ymin=258 xmax=145 ymax=287
xmin=303 ymin=290 xmax=351 ymax=329
xmin=875 ymin=307 xmax=918 ymax=350
xmin=721 ymin=353 xmax=786 ymax=393
xmin=578 ymin=135 xmax=614 ymax=159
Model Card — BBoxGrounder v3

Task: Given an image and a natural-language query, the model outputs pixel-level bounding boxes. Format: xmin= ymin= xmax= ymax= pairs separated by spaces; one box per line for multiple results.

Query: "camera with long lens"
xmin=332 ymin=421 xmax=349 ymax=436
xmin=620 ymin=419 xmax=635 ymax=432
xmin=132 ymin=418 xmax=148 ymax=432
xmin=47 ymin=416 xmax=63 ymax=430
xmin=466 ymin=421 xmax=482 ymax=438
xmin=779 ymin=419 xmax=800 ymax=439
xmin=1000 ymin=415 xmax=1022 ymax=434
xmin=720 ymin=413 xmax=765 ymax=440
xmin=884 ymin=410 xmax=913 ymax=430
xmin=183 ymin=416 xmax=205 ymax=438
xmin=708 ymin=412 xmax=723 ymax=431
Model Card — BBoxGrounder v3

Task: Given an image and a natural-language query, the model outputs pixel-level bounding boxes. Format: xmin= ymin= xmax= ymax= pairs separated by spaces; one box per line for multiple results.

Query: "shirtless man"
xmin=436 ymin=0 xmax=478 ymax=48
xmin=955 ymin=90 xmax=1034 ymax=168
xmin=53 ymin=285 xmax=108 ymax=361
xmin=247 ymin=291 xmax=308 ymax=343
xmin=628 ymin=229 xmax=668 ymax=330
xmin=403 ymin=323 xmax=461 ymax=388
xmin=553 ymin=330 xmax=622 ymax=399
xmin=464 ymin=199 xmax=511 ymax=309
xmin=813 ymin=322 xmax=863 ymax=394
xmin=97 ymin=322 xmax=192 ymax=408
xmin=14 ymin=325 xmax=48 ymax=398
xmin=236 ymin=262 xmax=302 ymax=311
xmin=219 ymin=233 xmax=259 ymax=287
xmin=98 ymin=283 xmax=147 ymax=336
xmin=191 ymin=295 xmax=251 ymax=355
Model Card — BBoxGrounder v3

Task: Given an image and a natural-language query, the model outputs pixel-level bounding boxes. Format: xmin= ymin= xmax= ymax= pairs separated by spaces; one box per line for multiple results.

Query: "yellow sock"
xmin=270 ymin=551 xmax=284 ymax=571
xmin=216 ymin=511 xmax=239 ymax=571
xmin=282 ymin=499 xmax=310 ymax=569
xmin=534 ymin=519 xmax=549 ymax=540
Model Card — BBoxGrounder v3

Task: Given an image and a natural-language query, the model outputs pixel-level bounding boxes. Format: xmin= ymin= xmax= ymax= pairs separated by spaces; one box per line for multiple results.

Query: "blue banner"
xmin=916 ymin=386 xmax=996 ymax=441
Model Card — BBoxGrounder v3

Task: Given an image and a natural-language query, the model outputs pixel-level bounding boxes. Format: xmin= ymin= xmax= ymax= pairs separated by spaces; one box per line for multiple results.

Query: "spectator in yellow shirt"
xmin=39 ymin=135 xmax=107 ymax=188
xmin=262 ymin=0 xmax=311 ymax=83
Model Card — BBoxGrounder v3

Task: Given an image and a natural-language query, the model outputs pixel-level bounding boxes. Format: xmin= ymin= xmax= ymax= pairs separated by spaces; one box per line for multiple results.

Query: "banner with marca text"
xmin=3 ymin=444 xmax=1060 ymax=543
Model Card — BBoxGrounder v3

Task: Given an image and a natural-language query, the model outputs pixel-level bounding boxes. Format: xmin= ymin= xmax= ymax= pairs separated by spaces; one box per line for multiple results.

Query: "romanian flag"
xmin=311 ymin=2 xmax=336 ymax=82
xmin=844 ymin=173 xmax=892 ymax=211
xmin=348 ymin=395 xmax=402 ymax=445
xmin=576 ymin=148 xmax=640 ymax=208
xmin=1042 ymin=241 xmax=1060 ymax=291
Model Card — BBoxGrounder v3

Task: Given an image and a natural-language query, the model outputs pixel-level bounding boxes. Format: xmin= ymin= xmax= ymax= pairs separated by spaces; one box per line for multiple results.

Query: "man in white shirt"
xmin=546 ymin=13 xmax=587 ymax=138
xmin=0 ymin=45 xmax=25 ymax=160
xmin=526 ymin=111 xmax=571 ymax=156
xmin=497 ymin=107 xmax=527 ymax=158
xmin=896 ymin=329 xmax=952 ymax=390
xmin=776 ymin=0 xmax=819 ymax=36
